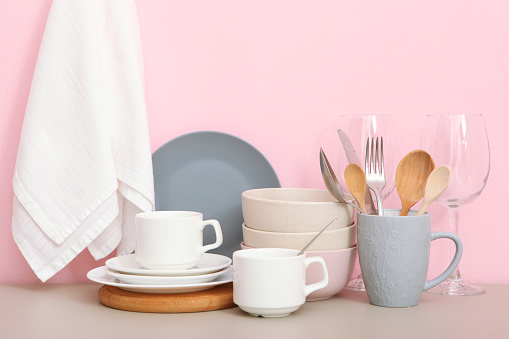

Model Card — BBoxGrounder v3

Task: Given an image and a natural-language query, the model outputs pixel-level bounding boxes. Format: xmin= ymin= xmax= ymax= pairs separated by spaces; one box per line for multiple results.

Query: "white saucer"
xmin=87 ymin=266 xmax=233 ymax=294
xmin=105 ymin=253 xmax=231 ymax=277
xmin=106 ymin=266 xmax=229 ymax=285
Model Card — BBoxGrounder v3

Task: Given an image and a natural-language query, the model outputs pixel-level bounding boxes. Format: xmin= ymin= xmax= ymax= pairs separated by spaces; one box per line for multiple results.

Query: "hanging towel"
xmin=12 ymin=0 xmax=154 ymax=282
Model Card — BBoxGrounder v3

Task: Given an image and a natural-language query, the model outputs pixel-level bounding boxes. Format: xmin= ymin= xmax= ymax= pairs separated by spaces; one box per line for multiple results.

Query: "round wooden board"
xmin=98 ymin=283 xmax=235 ymax=313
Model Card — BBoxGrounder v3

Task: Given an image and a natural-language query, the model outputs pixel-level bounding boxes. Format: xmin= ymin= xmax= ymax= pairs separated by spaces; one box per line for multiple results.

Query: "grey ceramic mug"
xmin=357 ymin=210 xmax=463 ymax=307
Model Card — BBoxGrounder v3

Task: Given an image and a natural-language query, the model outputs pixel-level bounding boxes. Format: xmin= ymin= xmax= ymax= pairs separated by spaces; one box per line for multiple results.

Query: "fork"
xmin=365 ymin=137 xmax=386 ymax=216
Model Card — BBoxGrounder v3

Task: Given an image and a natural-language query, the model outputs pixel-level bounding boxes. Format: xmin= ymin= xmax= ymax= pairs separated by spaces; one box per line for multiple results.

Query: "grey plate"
xmin=152 ymin=131 xmax=280 ymax=258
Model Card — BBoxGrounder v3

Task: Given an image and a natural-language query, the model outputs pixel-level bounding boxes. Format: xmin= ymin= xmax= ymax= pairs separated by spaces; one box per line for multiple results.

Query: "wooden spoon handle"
xmin=416 ymin=202 xmax=429 ymax=216
xmin=400 ymin=202 xmax=413 ymax=216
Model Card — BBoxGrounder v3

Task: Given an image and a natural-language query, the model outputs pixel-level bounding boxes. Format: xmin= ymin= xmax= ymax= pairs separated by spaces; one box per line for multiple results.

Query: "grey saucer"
xmin=152 ymin=131 xmax=280 ymax=258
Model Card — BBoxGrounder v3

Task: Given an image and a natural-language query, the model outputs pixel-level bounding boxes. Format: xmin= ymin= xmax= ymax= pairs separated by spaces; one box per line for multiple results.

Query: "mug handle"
xmin=304 ymin=256 xmax=329 ymax=297
xmin=423 ymin=232 xmax=463 ymax=290
xmin=200 ymin=219 xmax=223 ymax=254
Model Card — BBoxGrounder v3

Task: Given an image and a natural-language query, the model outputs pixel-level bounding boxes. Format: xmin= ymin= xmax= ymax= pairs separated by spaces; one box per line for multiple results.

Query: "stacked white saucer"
xmin=87 ymin=253 xmax=232 ymax=294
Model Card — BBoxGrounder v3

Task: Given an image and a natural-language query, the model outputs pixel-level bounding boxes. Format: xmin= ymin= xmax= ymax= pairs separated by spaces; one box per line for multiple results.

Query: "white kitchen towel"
xmin=12 ymin=0 xmax=154 ymax=282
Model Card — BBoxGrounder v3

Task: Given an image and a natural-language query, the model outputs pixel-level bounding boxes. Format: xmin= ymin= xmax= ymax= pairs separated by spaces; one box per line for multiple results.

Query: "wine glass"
xmin=337 ymin=115 xmax=396 ymax=291
xmin=420 ymin=114 xmax=490 ymax=295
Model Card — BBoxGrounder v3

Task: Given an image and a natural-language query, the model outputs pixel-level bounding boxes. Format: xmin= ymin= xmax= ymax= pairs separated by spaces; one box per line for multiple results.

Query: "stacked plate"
xmin=87 ymin=253 xmax=232 ymax=294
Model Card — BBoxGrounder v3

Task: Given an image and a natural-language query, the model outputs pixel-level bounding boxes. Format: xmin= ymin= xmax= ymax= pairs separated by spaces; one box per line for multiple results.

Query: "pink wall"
xmin=1 ymin=0 xmax=508 ymax=283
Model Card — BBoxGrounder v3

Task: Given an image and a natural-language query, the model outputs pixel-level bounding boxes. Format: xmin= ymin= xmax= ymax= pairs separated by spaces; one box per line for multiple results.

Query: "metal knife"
xmin=337 ymin=129 xmax=377 ymax=215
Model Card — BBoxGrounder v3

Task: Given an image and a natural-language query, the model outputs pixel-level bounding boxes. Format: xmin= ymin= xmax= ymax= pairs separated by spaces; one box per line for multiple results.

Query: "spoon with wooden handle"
xmin=395 ymin=150 xmax=435 ymax=216
xmin=416 ymin=165 xmax=451 ymax=215
xmin=344 ymin=163 xmax=368 ymax=215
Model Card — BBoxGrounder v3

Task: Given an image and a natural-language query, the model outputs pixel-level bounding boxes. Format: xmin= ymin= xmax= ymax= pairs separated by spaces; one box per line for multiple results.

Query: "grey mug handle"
xmin=423 ymin=232 xmax=463 ymax=290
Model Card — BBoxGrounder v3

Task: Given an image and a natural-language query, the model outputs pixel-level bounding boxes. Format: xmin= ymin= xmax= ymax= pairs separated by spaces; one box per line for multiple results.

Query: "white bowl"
xmin=242 ymin=188 xmax=354 ymax=233
xmin=240 ymin=243 xmax=358 ymax=301
xmin=242 ymin=222 xmax=356 ymax=251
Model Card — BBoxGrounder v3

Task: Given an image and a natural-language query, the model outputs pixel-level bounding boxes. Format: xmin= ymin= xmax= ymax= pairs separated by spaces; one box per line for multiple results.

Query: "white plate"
xmin=87 ymin=266 xmax=233 ymax=294
xmin=105 ymin=253 xmax=231 ymax=277
xmin=106 ymin=266 xmax=229 ymax=285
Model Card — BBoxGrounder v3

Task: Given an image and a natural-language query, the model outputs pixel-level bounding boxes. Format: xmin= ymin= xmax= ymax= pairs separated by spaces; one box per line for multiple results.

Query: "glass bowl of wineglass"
xmin=420 ymin=114 xmax=490 ymax=295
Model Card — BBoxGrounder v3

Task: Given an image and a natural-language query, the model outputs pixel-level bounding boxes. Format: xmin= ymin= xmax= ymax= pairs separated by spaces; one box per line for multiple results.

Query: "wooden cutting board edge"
xmin=98 ymin=282 xmax=235 ymax=313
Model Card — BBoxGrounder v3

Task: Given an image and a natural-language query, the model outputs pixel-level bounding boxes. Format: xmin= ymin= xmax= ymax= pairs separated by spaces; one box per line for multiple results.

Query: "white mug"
xmin=233 ymin=248 xmax=329 ymax=317
xmin=135 ymin=211 xmax=223 ymax=270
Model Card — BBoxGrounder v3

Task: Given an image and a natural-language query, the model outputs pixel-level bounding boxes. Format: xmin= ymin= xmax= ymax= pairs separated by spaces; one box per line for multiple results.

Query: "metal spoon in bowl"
xmin=298 ymin=218 xmax=337 ymax=255
xmin=319 ymin=148 xmax=363 ymax=214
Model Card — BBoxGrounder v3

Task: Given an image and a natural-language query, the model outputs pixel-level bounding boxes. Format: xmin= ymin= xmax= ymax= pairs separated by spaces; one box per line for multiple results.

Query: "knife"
xmin=337 ymin=129 xmax=377 ymax=215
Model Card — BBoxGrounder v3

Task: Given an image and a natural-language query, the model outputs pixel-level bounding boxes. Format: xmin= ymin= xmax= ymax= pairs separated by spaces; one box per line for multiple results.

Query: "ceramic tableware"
xmin=152 ymin=131 xmax=280 ymax=258
xmin=87 ymin=266 xmax=233 ymax=294
xmin=135 ymin=211 xmax=223 ymax=270
xmin=242 ymin=222 xmax=356 ymax=251
xmin=240 ymin=243 xmax=357 ymax=301
xmin=242 ymin=188 xmax=354 ymax=233
xmin=106 ymin=266 xmax=229 ymax=285
xmin=357 ymin=210 xmax=462 ymax=307
xmin=233 ymin=248 xmax=328 ymax=317
xmin=105 ymin=253 xmax=231 ymax=277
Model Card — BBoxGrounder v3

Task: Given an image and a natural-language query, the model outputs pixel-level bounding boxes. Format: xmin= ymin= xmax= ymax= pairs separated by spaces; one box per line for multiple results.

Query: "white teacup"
xmin=135 ymin=211 xmax=223 ymax=270
xmin=233 ymin=248 xmax=329 ymax=317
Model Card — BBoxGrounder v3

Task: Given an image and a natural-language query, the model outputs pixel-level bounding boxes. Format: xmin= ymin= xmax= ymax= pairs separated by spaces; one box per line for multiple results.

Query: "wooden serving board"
xmin=98 ymin=283 xmax=235 ymax=313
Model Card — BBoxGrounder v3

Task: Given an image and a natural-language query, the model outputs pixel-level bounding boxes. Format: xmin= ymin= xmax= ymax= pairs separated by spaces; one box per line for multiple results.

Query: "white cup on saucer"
xmin=135 ymin=211 xmax=223 ymax=270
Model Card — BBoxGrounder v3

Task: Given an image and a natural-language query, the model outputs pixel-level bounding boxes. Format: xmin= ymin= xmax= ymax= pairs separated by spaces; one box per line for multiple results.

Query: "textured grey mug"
xmin=357 ymin=210 xmax=463 ymax=307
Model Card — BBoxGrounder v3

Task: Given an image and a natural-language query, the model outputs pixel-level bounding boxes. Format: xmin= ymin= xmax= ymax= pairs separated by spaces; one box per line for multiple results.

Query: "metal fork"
xmin=365 ymin=137 xmax=386 ymax=216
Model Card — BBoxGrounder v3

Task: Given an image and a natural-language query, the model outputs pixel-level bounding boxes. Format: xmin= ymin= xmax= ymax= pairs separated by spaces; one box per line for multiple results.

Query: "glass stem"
xmin=447 ymin=207 xmax=462 ymax=282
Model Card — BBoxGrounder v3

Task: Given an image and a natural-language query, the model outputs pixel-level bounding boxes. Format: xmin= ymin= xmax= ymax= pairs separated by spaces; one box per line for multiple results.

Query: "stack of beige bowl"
xmin=241 ymin=188 xmax=358 ymax=301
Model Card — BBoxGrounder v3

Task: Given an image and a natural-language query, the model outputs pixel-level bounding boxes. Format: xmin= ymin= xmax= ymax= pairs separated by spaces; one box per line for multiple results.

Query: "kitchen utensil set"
xmin=323 ymin=131 xmax=447 ymax=216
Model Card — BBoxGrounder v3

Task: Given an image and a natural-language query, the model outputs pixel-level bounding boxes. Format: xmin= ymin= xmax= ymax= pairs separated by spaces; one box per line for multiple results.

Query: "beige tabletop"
xmin=1 ymin=283 xmax=507 ymax=339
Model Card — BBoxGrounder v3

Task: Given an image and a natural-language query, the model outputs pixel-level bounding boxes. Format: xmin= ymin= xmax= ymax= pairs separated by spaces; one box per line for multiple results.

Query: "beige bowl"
xmin=242 ymin=188 xmax=355 ymax=233
xmin=242 ymin=222 xmax=356 ymax=251
xmin=240 ymin=242 xmax=357 ymax=301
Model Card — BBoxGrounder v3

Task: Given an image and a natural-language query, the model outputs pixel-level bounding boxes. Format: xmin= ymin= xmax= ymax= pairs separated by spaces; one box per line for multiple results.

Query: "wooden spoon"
xmin=344 ymin=163 xmax=367 ymax=214
xmin=416 ymin=165 xmax=451 ymax=215
xmin=395 ymin=150 xmax=435 ymax=216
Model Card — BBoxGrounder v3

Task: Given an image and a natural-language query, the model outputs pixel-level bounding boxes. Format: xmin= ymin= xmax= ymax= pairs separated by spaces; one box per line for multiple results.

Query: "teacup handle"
xmin=200 ymin=219 xmax=223 ymax=254
xmin=304 ymin=256 xmax=329 ymax=297
xmin=423 ymin=232 xmax=463 ymax=290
